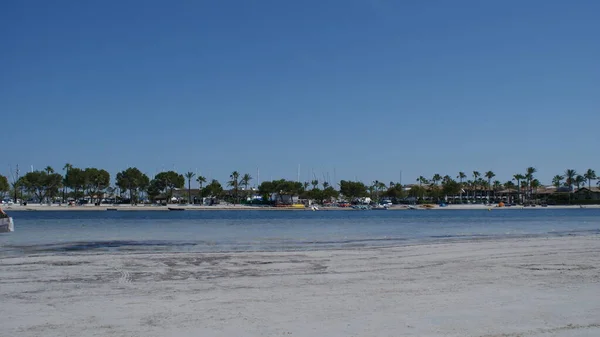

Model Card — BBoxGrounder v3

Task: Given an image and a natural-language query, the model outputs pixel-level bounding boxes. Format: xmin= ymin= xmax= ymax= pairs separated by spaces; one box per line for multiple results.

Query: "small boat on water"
xmin=351 ymin=205 xmax=371 ymax=210
xmin=0 ymin=209 xmax=14 ymax=233
xmin=168 ymin=207 xmax=185 ymax=211
xmin=106 ymin=208 xmax=118 ymax=211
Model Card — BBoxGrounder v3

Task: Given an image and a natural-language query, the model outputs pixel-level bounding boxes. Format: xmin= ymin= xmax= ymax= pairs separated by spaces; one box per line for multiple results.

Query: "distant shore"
xmin=3 ymin=203 xmax=599 ymax=211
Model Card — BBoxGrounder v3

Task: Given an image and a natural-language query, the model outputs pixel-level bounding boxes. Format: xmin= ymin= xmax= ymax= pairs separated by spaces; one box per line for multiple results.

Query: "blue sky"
xmin=1 ymin=0 xmax=598 ymax=187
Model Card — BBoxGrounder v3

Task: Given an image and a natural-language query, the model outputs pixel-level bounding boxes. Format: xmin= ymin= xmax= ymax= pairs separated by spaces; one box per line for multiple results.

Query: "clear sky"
xmin=1 ymin=0 xmax=598 ymax=187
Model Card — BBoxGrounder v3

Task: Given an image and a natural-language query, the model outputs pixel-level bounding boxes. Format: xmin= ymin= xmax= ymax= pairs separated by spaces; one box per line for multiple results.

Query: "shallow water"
xmin=1 ymin=209 xmax=599 ymax=256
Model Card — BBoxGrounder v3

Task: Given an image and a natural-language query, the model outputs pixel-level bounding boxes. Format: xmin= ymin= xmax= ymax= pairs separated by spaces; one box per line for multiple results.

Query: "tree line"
xmin=0 ymin=165 xmax=597 ymax=205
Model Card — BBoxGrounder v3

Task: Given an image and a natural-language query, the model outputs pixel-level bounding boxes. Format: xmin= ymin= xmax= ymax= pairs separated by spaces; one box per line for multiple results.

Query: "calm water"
xmin=1 ymin=209 xmax=599 ymax=256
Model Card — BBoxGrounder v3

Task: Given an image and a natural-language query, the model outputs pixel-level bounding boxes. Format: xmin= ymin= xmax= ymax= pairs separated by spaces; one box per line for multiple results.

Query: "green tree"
xmin=228 ymin=171 xmax=240 ymax=204
xmin=339 ymin=180 xmax=368 ymax=202
xmin=146 ymin=179 xmax=162 ymax=202
xmin=272 ymin=179 xmax=304 ymax=204
xmin=408 ymin=185 xmax=426 ymax=200
xmin=564 ymin=169 xmax=577 ymax=191
xmin=524 ymin=167 xmax=537 ymax=202
xmin=441 ymin=178 xmax=461 ymax=200
xmin=530 ymin=179 xmax=541 ymax=203
xmin=0 ymin=175 xmax=9 ymax=198
xmin=154 ymin=171 xmax=185 ymax=203
xmin=383 ymin=183 xmax=405 ymax=201
xmin=552 ymin=175 xmax=564 ymax=189
xmin=116 ymin=167 xmax=150 ymax=204
xmin=311 ymin=179 xmax=319 ymax=190
xmin=457 ymin=172 xmax=467 ymax=203
xmin=584 ymin=169 xmax=597 ymax=191
xmin=83 ymin=168 xmax=110 ymax=204
xmin=574 ymin=175 xmax=585 ymax=191
xmin=17 ymin=170 xmax=63 ymax=203
xmin=62 ymin=163 xmax=72 ymax=203
xmin=184 ymin=172 xmax=196 ymax=204
xmin=203 ymin=179 xmax=224 ymax=200
xmin=472 ymin=171 xmax=480 ymax=201
xmin=196 ymin=175 xmax=206 ymax=201
xmin=492 ymin=180 xmax=502 ymax=199
xmin=307 ymin=186 xmax=340 ymax=205
xmin=321 ymin=186 xmax=339 ymax=204
xmin=241 ymin=173 xmax=252 ymax=191
xmin=513 ymin=174 xmax=525 ymax=204
xmin=484 ymin=171 xmax=495 ymax=201
xmin=65 ymin=167 xmax=86 ymax=200
xmin=258 ymin=180 xmax=276 ymax=202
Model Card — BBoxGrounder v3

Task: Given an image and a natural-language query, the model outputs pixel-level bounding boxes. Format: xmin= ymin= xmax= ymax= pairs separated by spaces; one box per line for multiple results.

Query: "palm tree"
xmin=484 ymin=171 xmax=495 ymax=202
xmin=504 ymin=181 xmax=516 ymax=204
xmin=457 ymin=172 xmax=467 ymax=203
xmin=524 ymin=167 xmax=536 ymax=203
xmin=62 ymin=163 xmax=72 ymax=203
xmin=564 ymin=169 xmax=577 ymax=191
xmin=184 ymin=172 xmax=195 ymax=204
xmin=241 ymin=173 xmax=252 ymax=191
xmin=196 ymin=175 xmax=206 ymax=202
xmin=584 ymin=169 xmax=597 ymax=191
xmin=228 ymin=171 xmax=240 ymax=204
xmin=492 ymin=180 xmax=502 ymax=201
xmin=323 ymin=181 xmax=330 ymax=189
xmin=530 ymin=179 xmax=541 ymax=204
xmin=472 ymin=171 xmax=480 ymax=202
xmin=574 ymin=175 xmax=585 ymax=191
xmin=431 ymin=174 xmax=442 ymax=185
xmin=311 ymin=180 xmax=319 ymax=190
xmin=552 ymin=175 xmax=564 ymax=189
xmin=465 ymin=180 xmax=473 ymax=202
xmin=45 ymin=166 xmax=54 ymax=174
xmin=376 ymin=181 xmax=386 ymax=200
xmin=513 ymin=174 xmax=525 ymax=204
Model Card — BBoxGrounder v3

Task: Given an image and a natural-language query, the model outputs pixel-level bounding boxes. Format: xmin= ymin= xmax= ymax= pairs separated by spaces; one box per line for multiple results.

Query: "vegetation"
xmin=0 ymin=175 xmax=9 ymax=198
xmin=3 ymin=164 xmax=600 ymax=206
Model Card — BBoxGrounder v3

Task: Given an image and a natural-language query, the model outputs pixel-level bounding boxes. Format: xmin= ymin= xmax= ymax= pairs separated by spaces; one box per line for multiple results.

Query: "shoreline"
xmin=3 ymin=203 xmax=599 ymax=211
xmin=2 ymin=235 xmax=599 ymax=336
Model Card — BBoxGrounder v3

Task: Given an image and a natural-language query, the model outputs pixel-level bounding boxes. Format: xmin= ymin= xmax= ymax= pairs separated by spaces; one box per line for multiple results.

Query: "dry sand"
xmin=1 ymin=236 xmax=599 ymax=336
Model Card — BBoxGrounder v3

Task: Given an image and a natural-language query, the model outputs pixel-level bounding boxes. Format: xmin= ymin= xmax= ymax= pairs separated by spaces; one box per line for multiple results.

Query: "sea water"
xmin=1 ymin=209 xmax=599 ymax=256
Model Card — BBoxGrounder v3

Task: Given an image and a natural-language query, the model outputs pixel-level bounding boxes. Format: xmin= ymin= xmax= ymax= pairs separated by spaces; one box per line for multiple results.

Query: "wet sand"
xmin=1 ymin=236 xmax=599 ymax=336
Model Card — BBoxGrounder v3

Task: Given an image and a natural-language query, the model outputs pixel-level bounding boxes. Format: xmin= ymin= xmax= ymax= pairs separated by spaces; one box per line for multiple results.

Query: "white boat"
xmin=371 ymin=204 xmax=389 ymax=210
xmin=0 ymin=217 xmax=14 ymax=233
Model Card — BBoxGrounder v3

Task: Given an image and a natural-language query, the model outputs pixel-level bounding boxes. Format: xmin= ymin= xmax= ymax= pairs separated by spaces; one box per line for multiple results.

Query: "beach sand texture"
xmin=1 ymin=236 xmax=599 ymax=337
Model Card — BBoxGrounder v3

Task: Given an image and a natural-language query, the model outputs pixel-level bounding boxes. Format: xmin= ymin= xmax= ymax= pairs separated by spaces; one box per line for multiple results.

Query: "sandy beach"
xmin=1 ymin=236 xmax=599 ymax=336
xmin=3 ymin=203 xmax=600 ymax=211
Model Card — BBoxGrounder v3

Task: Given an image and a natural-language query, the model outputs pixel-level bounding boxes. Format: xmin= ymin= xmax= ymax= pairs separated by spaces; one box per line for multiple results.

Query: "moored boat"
xmin=168 ymin=207 xmax=185 ymax=211
xmin=371 ymin=204 xmax=389 ymax=210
